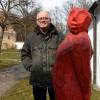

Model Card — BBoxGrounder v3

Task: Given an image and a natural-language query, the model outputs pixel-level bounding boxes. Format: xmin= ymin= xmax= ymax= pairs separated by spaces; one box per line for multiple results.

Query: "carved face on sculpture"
xmin=67 ymin=7 xmax=92 ymax=34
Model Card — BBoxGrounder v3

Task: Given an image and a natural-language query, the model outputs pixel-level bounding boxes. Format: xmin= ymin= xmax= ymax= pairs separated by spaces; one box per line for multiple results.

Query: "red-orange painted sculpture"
xmin=52 ymin=7 xmax=93 ymax=100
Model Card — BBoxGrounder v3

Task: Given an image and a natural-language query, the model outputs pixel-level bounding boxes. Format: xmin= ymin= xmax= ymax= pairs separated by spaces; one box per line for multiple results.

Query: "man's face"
xmin=37 ymin=11 xmax=51 ymax=29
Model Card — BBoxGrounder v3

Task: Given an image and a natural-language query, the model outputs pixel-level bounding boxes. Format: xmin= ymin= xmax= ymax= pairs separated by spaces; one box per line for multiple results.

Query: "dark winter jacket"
xmin=21 ymin=24 xmax=64 ymax=87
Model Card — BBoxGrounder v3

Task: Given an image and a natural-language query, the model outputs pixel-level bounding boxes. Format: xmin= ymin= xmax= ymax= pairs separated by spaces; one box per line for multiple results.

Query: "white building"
xmin=89 ymin=0 xmax=100 ymax=87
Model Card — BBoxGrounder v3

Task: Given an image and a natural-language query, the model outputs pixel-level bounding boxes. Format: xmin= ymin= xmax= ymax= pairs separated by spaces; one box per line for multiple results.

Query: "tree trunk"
xmin=0 ymin=28 xmax=4 ymax=54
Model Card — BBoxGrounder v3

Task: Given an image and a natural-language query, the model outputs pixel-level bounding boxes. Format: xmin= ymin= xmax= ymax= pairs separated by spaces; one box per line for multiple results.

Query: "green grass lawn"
xmin=0 ymin=49 xmax=21 ymax=68
xmin=91 ymin=87 xmax=100 ymax=100
xmin=1 ymin=49 xmax=100 ymax=100
xmin=1 ymin=78 xmax=33 ymax=100
xmin=1 ymin=78 xmax=49 ymax=100
xmin=1 ymin=78 xmax=100 ymax=100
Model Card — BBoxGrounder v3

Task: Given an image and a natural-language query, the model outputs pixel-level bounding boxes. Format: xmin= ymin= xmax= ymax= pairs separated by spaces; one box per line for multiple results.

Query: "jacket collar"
xmin=34 ymin=23 xmax=58 ymax=36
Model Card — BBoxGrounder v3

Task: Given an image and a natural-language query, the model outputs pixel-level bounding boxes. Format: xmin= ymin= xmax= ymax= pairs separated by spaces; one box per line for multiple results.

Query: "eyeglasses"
xmin=37 ymin=17 xmax=49 ymax=21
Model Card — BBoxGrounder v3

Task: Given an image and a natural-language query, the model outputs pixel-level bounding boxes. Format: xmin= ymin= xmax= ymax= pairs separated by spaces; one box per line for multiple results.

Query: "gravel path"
xmin=0 ymin=64 xmax=30 ymax=96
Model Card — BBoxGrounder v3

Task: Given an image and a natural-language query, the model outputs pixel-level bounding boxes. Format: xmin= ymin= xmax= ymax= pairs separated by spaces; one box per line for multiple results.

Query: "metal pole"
xmin=93 ymin=15 xmax=97 ymax=85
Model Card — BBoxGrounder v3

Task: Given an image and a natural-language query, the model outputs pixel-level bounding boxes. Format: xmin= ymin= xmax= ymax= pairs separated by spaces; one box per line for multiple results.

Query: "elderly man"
xmin=21 ymin=11 xmax=64 ymax=100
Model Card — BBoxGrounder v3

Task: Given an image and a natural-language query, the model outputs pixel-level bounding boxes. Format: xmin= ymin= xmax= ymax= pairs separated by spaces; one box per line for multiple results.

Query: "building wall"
xmin=88 ymin=21 xmax=94 ymax=84
xmin=96 ymin=10 xmax=100 ymax=87
xmin=89 ymin=7 xmax=100 ymax=87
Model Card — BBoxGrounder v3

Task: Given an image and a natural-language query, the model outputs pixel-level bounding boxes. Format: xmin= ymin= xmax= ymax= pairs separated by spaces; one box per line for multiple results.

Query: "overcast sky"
xmin=37 ymin=0 xmax=96 ymax=11
xmin=37 ymin=0 xmax=66 ymax=10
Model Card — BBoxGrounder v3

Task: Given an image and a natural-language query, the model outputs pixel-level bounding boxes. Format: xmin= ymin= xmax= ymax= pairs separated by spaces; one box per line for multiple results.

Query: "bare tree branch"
xmin=0 ymin=0 xmax=41 ymax=52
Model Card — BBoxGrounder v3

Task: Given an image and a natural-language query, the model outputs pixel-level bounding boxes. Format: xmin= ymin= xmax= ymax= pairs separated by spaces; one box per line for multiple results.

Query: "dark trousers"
xmin=32 ymin=86 xmax=55 ymax=100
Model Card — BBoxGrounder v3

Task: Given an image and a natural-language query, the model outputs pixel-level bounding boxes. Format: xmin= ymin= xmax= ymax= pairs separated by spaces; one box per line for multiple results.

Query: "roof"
xmin=89 ymin=0 xmax=100 ymax=15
